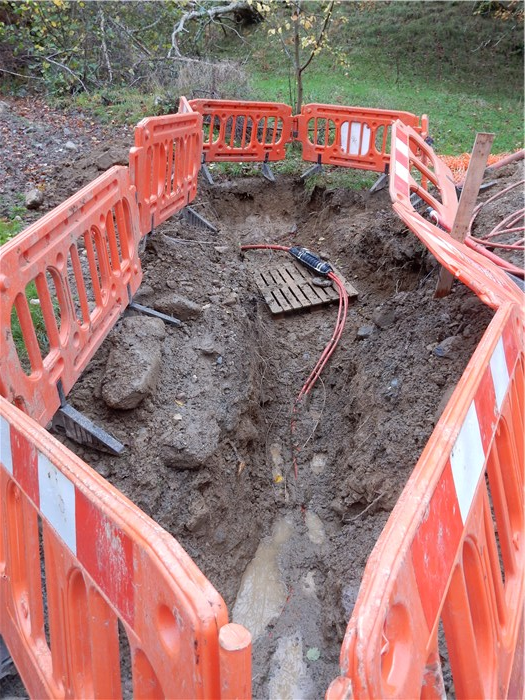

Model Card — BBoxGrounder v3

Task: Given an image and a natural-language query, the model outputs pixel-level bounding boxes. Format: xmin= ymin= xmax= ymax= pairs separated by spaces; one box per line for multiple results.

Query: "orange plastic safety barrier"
xmin=389 ymin=118 xmax=458 ymax=232
xmin=0 ymin=395 xmax=251 ymax=698
xmin=189 ymin=99 xmax=293 ymax=163
xmin=327 ymin=300 xmax=524 ymax=699
xmin=297 ymin=103 xmax=429 ymax=172
xmin=389 ymin=121 xmax=524 ymax=311
xmin=439 ymin=152 xmax=514 ymax=184
xmin=0 ymin=166 xmax=142 ymax=428
xmin=129 ymin=98 xmax=202 ymax=237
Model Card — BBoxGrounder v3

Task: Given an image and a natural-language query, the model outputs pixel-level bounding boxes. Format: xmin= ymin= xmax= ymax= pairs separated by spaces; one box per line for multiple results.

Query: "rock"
xmin=132 ymin=284 xmax=154 ymax=304
xmin=95 ymin=147 xmax=129 ymax=172
xmin=65 ymin=140 xmax=78 ymax=151
xmin=356 ymin=325 xmax=374 ymax=339
xmin=311 ymin=453 xmax=327 ymax=475
xmin=0 ymin=101 xmax=10 ymax=116
xmin=195 ymin=334 xmax=221 ymax=356
xmin=101 ymin=316 xmax=165 ymax=409
xmin=433 ymin=335 xmax=462 ymax=359
xmin=223 ymin=292 xmax=238 ymax=306
xmin=63 ymin=127 xmax=72 ymax=136
xmin=154 ymin=293 xmax=202 ymax=321
xmin=161 ymin=415 xmax=221 ymax=470
xmin=25 ymin=188 xmax=44 ymax=210
xmin=373 ymin=308 xmax=397 ymax=329
xmin=185 ymin=494 xmax=210 ymax=533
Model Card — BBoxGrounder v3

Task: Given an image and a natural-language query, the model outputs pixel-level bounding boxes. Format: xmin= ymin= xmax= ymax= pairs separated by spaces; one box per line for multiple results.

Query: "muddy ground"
xmin=1 ymin=95 xmax=523 ymax=698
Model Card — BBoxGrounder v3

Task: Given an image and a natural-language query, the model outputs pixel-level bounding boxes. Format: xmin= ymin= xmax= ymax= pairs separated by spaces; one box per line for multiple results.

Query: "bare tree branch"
xmin=168 ymin=0 xmax=253 ymax=57
xmin=98 ymin=5 xmax=113 ymax=83
xmin=109 ymin=17 xmax=152 ymax=57
xmin=0 ymin=67 xmax=46 ymax=81
xmin=44 ymin=56 xmax=90 ymax=93
xmin=300 ymin=0 xmax=334 ymax=72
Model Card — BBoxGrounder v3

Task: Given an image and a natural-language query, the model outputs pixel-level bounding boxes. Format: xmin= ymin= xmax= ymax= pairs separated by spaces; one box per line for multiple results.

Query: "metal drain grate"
xmin=253 ymin=261 xmax=358 ymax=315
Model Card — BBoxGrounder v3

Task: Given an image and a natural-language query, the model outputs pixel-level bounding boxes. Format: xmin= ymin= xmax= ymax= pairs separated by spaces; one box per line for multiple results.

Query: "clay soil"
xmin=1 ymin=96 xmax=523 ymax=698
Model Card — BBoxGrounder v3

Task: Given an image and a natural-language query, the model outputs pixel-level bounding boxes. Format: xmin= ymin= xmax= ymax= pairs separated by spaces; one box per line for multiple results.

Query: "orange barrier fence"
xmin=297 ymin=104 xmax=429 ymax=172
xmin=189 ymin=99 xmax=293 ymax=163
xmin=389 ymin=121 xmax=524 ymax=311
xmin=0 ymin=395 xmax=251 ymax=698
xmin=130 ymin=98 xmax=202 ymax=237
xmin=327 ymin=301 xmax=524 ymax=699
xmin=389 ymin=119 xmax=458 ymax=232
xmin=0 ymin=166 xmax=142 ymax=427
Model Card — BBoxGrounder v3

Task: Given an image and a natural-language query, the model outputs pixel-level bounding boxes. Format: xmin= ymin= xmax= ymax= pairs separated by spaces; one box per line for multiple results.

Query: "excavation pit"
xmin=51 ymin=173 xmax=496 ymax=699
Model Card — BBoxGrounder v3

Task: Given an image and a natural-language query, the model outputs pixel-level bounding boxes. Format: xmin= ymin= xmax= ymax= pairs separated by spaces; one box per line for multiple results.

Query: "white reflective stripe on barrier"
xmin=450 ymin=401 xmax=485 ymax=524
xmin=38 ymin=453 xmax=77 ymax=555
xmin=490 ymin=336 xmax=510 ymax=412
xmin=393 ymin=130 xmax=410 ymax=196
xmin=1 ymin=419 xmax=136 ymax=625
xmin=340 ymin=122 xmax=371 ymax=156
xmin=0 ymin=416 xmax=13 ymax=474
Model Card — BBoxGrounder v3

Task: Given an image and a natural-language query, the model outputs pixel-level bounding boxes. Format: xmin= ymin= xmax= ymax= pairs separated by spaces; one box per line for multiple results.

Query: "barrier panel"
xmin=129 ymin=98 xmax=202 ymax=237
xmin=389 ymin=121 xmax=524 ymax=311
xmin=297 ymin=104 xmax=429 ymax=172
xmin=0 ymin=395 xmax=251 ymax=698
xmin=188 ymin=99 xmax=293 ymax=163
xmin=327 ymin=301 xmax=524 ymax=699
xmin=0 ymin=166 xmax=142 ymax=428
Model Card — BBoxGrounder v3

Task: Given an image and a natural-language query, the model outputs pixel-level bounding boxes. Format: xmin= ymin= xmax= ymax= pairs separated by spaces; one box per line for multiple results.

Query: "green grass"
xmin=0 ymin=218 xmax=22 ymax=245
xmin=58 ymin=4 xmax=523 ymax=155
xmin=69 ymin=88 xmax=170 ymax=125
xmin=1 ymin=217 xmax=54 ymax=370
xmin=217 ymin=1 xmax=524 ymax=155
xmin=10 ymin=281 xmax=53 ymax=372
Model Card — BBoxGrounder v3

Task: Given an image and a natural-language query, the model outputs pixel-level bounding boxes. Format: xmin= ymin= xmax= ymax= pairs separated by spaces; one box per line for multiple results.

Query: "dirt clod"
xmin=101 ymin=316 xmax=165 ymax=409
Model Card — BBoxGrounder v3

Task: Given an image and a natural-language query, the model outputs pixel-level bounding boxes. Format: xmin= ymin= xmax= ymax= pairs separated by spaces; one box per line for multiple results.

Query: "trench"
xmin=23 ymin=175 xmax=492 ymax=698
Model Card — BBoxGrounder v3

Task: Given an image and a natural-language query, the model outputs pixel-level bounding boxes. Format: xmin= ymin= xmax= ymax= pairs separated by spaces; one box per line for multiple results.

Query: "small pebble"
xmin=357 ymin=325 xmax=374 ymax=339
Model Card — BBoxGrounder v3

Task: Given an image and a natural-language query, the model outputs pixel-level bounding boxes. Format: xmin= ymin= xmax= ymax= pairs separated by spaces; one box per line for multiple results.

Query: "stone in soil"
xmin=101 ymin=316 xmax=165 ymax=409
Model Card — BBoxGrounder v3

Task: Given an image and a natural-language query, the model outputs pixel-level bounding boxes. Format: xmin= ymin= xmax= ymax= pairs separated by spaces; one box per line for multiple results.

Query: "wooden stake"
xmin=434 ymin=132 xmax=495 ymax=298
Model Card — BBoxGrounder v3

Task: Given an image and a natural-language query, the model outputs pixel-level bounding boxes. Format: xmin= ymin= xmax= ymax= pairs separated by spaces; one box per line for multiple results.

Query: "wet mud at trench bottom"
xmin=44 ymin=176 xmax=492 ymax=698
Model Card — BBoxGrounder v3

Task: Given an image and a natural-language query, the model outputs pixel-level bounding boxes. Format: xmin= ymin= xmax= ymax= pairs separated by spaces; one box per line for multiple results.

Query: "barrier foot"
xmin=369 ymin=172 xmax=389 ymax=193
xmin=219 ymin=623 xmax=252 ymax=700
xmin=201 ymin=163 xmax=215 ymax=186
xmin=261 ymin=161 xmax=275 ymax=183
xmin=0 ymin=636 xmax=15 ymax=680
xmin=129 ymin=301 xmax=182 ymax=327
xmin=52 ymin=402 xmax=125 ymax=455
xmin=183 ymin=206 xmax=218 ymax=233
xmin=300 ymin=161 xmax=322 ymax=181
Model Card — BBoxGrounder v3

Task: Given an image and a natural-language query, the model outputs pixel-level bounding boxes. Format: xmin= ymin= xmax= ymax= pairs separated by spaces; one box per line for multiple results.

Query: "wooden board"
xmin=253 ymin=261 xmax=358 ymax=315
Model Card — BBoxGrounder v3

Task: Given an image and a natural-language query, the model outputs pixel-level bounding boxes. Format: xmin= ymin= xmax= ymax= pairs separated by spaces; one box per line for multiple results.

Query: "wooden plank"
xmin=280 ymin=282 xmax=303 ymax=310
xmin=271 ymin=287 xmax=293 ymax=312
xmin=435 ymin=132 xmax=494 ymax=298
xmin=261 ymin=291 xmax=282 ymax=314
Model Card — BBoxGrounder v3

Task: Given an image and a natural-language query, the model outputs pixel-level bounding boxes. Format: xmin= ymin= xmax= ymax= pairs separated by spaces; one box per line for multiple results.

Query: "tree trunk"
xmin=293 ymin=2 xmax=302 ymax=114
xmin=296 ymin=68 xmax=303 ymax=115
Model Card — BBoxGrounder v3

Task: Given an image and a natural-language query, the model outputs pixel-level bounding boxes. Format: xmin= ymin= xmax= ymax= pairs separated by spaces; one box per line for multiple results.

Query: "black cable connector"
xmin=289 ymin=246 xmax=333 ymax=276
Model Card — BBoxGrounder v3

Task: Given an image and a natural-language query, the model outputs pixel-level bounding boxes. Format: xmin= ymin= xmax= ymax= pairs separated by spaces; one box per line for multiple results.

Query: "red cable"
xmin=241 ymin=243 xmax=349 ymax=477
